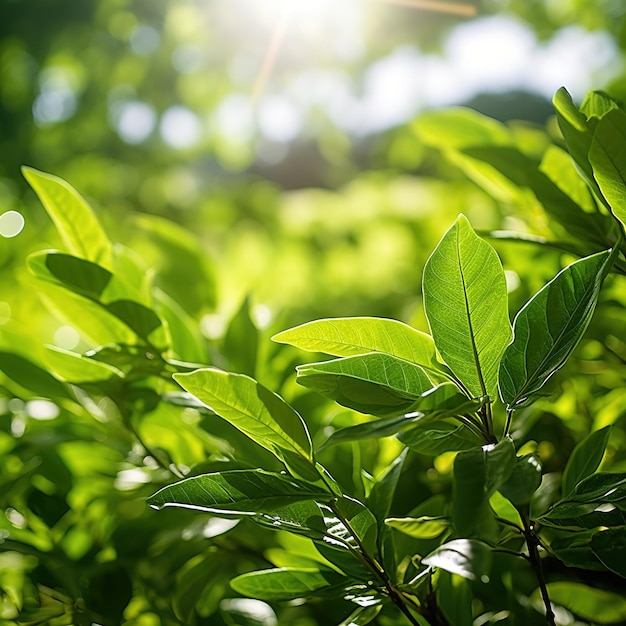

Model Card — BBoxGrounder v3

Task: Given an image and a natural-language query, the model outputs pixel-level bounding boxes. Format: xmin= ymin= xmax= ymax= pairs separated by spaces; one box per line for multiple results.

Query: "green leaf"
xmin=0 ymin=351 xmax=72 ymax=400
xmin=44 ymin=346 xmax=124 ymax=382
xmin=540 ymin=582 xmax=626 ymax=623
xmin=105 ymin=299 xmax=163 ymax=342
xmin=320 ymin=383 xmax=480 ymax=449
xmin=367 ymin=448 xmax=407 ymax=525
xmin=338 ymin=605 xmax=382 ymax=626
xmin=230 ymin=568 xmax=347 ymax=601
xmin=567 ymin=471 xmax=626 ymax=502
xmin=562 ymin=426 xmax=611 ymax=496
xmin=29 ymin=252 xmax=113 ymax=299
xmin=22 ymin=166 xmax=113 ymax=268
xmin=173 ymin=368 xmax=314 ymax=477
xmin=589 ymin=108 xmax=626 ymax=229
xmin=296 ymin=353 xmax=435 ymax=417
xmin=499 ymin=454 xmax=542 ymax=506
xmin=452 ymin=439 xmax=516 ymax=535
xmin=147 ymin=470 xmax=330 ymax=515
xmin=273 ymin=316 xmax=443 ymax=377
xmin=385 ymin=516 xmax=448 ymax=540
xmin=591 ymin=528 xmax=626 ymax=578
xmin=549 ymin=531 xmax=606 ymax=572
xmin=223 ymin=295 xmax=258 ymax=377
xmin=580 ymin=90 xmax=620 ymax=120
xmin=422 ymin=539 xmax=491 ymax=581
xmin=398 ymin=420 xmax=482 ymax=455
xmin=423 ymin=214 xmax=511 ymax=399
xmin=499 ymin=250 xmax=611 ymax=410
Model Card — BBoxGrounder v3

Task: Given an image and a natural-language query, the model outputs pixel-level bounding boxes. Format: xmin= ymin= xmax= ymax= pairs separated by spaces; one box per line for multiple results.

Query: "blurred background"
xmin=2 ymin=0 xmax=625 ymax=327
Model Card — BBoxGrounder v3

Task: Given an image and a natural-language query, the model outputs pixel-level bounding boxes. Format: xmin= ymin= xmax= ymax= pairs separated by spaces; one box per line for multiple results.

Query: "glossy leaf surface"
xmin=541 ymin=582 xmax=626 ymax=623
xmin=423 ymin=214 xmax=511 ymax=398
xmin=422 ymin=539 xmax=491 ymax=581
xmin=499 ymin=250 xmax=611 ymax=410
xmin=562 ymin=426 xmax=611 ymax=496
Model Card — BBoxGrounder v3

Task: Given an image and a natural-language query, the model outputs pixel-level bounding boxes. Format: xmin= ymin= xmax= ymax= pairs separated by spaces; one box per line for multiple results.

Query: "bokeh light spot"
xmin=160 ymin=106 xmax=202 ymax=149
xmin=0 ymin=211 xmax=25 ymax=238
xmin=54 ymin=325 xmax=80 ymax=350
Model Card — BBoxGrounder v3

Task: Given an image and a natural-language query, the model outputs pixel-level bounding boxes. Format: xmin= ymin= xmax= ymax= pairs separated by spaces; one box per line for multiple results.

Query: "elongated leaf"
xmin=385 ymin=516 xmax=448 ymax=540
xmin=398 ymin=420 xmax=482 ymax=455
xmin=173 ymin=369 xmax=314 ymax=477
xmin=0 ymin=351 xmax=72 ymax=400
xmin=230 ymin=568 xmax=347 ymax=601
xmin=22 ymin=166 xmax=112 ymax=268
xmin=549 ymin=531 xmax=606 ymax=572
xmin=367 ymin=449 xmax=407 ymax=525
xmin=539 ymin=582 xmax=626 ymax=623
xmin=105 ymin=299 xmax=163 ymax=342
xmin=589 ymin=108 xmax=626 ymax=229
xmin=453 ymin=438 xmax=516 ymax=535
xmin=223 ymin=295 xmax=258 ymax=377
xmin=591 ymin=528 xmax=626 ymax=578
xmin=422 ymin=539 xmax=491 ymax=581
xmin=338 ymin=605 xmax=382 ymax=626
xmin=423 ymin=214 xmax=511 ymax=399
xmin=562 ymin=426 xmax=611 ymax=496
xmin=44 ymin=346 xmax=124 ymax=382
xmin=147 ymin=470 xmax=329 ymax=515
xmin=499 ymin=250 xmax=611 ymax=410
xmin=296 ymin=353 xmax=434 ymax=417
xmin=320 ymin=382 xmax=480 ymax=449
xmin=567 ymin=471 xmax=626 ymax=502
xmin=273 ymin=317 xmax=443 ymax=377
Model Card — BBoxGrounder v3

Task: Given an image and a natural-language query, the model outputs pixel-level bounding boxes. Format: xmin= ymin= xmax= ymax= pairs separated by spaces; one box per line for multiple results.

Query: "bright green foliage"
xmin=423 ymin=214 xmax=511 ymax=399
xmin=4 ymin=87 xmax=626 ymax=626
xmin=499 ymin=250 xmax=612 ymax=410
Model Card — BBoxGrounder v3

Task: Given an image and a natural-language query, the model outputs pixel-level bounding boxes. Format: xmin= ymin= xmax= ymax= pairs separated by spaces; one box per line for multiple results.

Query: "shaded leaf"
xmin=147 ymin=470 xmax=330 ymax=515
xmin=273 ymin=316 xmax=443 ymax=377
xmin=173 ymin=368 xmax=314 ymax=477
xmin=549 ymin=531 xmax=606 ymax=572
xmin=105 ymin=299 xmax=162 ymax=342
xmin=423 ymin=214 xmax=511 ymax=398
xmin=562 ymin=426 xmax=611 ymax=496
xmin=499 ymin=250 xmax=611 ymax=410
xmin=367 ymin=449 xmax=407 ymax=525
xmin=223 ymin=295 xmax=258 ymax=377
xmin=337 ymin=605 xmax=382 ymax=626
xmin=230 ymin=568 xmax=347 ymax=601
xmin=453 ymin=439 xmax=516 ymax=535
xmin=499 ymin=454 xmax=542 ymax=506
xmin=399 ymin=420 xmax=482 ymax=455
xmin=0 ymin=351 xmax=72 ymax=400
xmin=422 ymin=539 xmax=491 ymax=581
xmin=591 ymin=528 xmax=626 ymax=578
xmin=296 ymin=353 xmax=435 ymax=417
xmin=22 ymin=166 xmax=112 ymax=268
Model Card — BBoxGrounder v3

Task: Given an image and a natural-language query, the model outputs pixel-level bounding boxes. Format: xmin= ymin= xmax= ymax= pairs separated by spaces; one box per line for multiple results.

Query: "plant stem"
xmin=519 ymin=511 xmax=556 ymax=626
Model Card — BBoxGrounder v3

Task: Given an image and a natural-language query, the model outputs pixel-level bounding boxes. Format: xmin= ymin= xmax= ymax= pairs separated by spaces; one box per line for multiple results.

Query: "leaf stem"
xmin=519 ymin=511 xmax=556 ymax=626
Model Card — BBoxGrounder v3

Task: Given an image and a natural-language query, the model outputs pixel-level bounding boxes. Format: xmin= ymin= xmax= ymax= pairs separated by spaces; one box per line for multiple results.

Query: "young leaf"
xmin=338 ymin=605 xmax=382 ymax=626
xmin=538 ymin=582 xmax=626 ymax=623
xmin=452 ymin=438 xmax=516 ymax=535
xmin=272 ymin=317 xmax=444 ymax=377
xmin=562 ymin=426 xmax=611 ymax=496
xmin=295 ymin=353 xmax=435 ymax=417
xmin=422 ymin=539 xmax=491 ymax=581
xmin=423 ymin=214 xmax=511 ymax=399
xmin=230 ymin=568 xmax=347 ymax=601
xmin=499 ymin=250 xmax=612 ymax=410
xmin=223 ymin=295 xmax=258 ymax=377
xmin=22 ymin=166 xmax=113 ymax=269
xmin=44 ymin=346 xmax=124 ymax=383
xmin=173 ymin=368 xmax=315 ymax=477
xmin=589 ymin=108 xmax=626 ymax=229
xmin=147 ymin=470 xmax=330 ymax=515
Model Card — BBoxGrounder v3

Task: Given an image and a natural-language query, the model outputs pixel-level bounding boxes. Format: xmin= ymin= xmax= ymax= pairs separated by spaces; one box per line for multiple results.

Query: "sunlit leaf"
xmin=423 ymin=214 xmax=511 ymax=399
xmin=562 ymin=426 xmax=611 ymax=496
xmin=296 ymin=353 xmax=435 ymax=417
xmin=22 ymin=166 xmax=113 ymax=269
xmin=273 ymin=316 xmax=444 ymax=377
xmin=173 ymin=368 xmax=314 ymax=477
xmin=44 ymin=346 xmax=124 ymax=382
xmin=0 ymin=351 xmax=72 ymax=400
xmin=422 ymin=539 xmax=491 ymax=581
xmin=499 ymin=250 xmax=612 ymax=410
xmin=337 ymin=605 xmax=382 ymax=626
xmin=223 ymin=295 xmax=258 ymax=377
xmin=147 ymin=470 xmax=329 ymax=515
xmin=385 ymin=516 xmax=448 ymax=540
xmin=589 ymin=108 xmax=626 ymax=229
xmin=539 ymin=582 xmax=626 ymax=623
xmin=230 ymin=568 xmax=347 ymax=601
xmin=398 ymin=420 xmax=482 ymax=455
xmin=367 ymin=449 xmax=407 ymax=525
